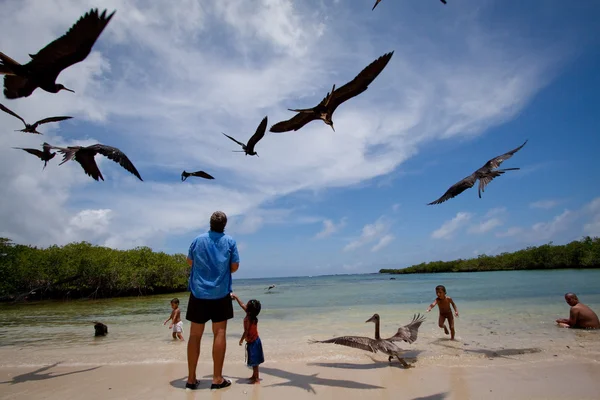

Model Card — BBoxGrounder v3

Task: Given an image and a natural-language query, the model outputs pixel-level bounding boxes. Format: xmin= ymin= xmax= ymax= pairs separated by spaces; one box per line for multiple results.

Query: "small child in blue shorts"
xmin=231 ymin=293 xmax=264 ymax=384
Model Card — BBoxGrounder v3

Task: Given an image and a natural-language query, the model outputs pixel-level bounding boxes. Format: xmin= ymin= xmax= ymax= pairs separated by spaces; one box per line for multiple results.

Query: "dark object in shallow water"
xmin=427 ymin=140 xmax=528 ymax=205
xmin=13 ymin=142 xmax=57 ymax=169
xmin=222 ymin=116 xmax=268 ymax=157
xmin=94 ymin=321 xmax=108 ymax=336
xmin=181 ymin=170 xmax=215 ymax=181
xmin=270 ymin=52 xmax=394 ymax=133
xmin=0 ymin=103 xmax=72 ymax=134
xmin=309 ymin=313 xmax=426 ymax=368
xmin=390 ymin=277 xmax=396 ymax=280
xmin=0 ymin=9 xmax=115 ymax=99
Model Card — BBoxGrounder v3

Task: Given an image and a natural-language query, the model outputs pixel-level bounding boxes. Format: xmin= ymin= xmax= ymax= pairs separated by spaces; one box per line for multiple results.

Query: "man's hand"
xmin=239 ymin=339 xmax=244 ymax=346
xmin=169 ymin=324 xmax=173 ymax=329
xmin=455 ymin=311 xmax=459 ymax=317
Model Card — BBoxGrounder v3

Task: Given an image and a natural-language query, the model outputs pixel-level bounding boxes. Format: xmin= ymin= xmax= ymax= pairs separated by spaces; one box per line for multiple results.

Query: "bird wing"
xmin=246 ymin=116 xmax=268 ymax=151
xmin=0 ymin=103 xmax=27 ymax=125
xmin=477 ymin=170 xmax=506 ymax=198
xmin=310 ymin=336 xmax=379 ymax=353
xmin=32 ymin=116 xmax=73 ymax=127
xmin=26 ymin=9 xmax=116 ymax=77
xmin=56 ymin=146 xmax=104 ymax=181
xmin=269 ymin=112 xmax=320 ymax=133
xmin=13 ymin=147 xmax=44 ymax=159
xmin=328 ymin=51 xmax=394 ymax=112
xmin=190 ymin=170 xmax=215 ymax=180
xmin=3 ymin=75 xmax=39 ymax=99
xmin=387 ymin=313 xmax=426 ymax=344
xmin=89 ymin=144 xmax=143 ymax=181
xmin=222 ymin=132 xmax=246 ymax=148
xmin=372 ymin=0 xmax=382 ymax=10
xmin=427 ymin=173 xmax=477 ymax=205
xmin=481 ymin=140 xmax=528 ymax=171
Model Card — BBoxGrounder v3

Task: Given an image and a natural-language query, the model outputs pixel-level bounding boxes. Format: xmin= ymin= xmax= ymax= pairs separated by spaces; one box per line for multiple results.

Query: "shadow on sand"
xmin=433 ymin=341 xmax=542 ymax=359
xmin=411 ymin=392 xmax=449 ymax=400
xmin=0 ymin=362 xmax=101 ymax=385
xmin=308 ymin=350 xmax=425 ymax=370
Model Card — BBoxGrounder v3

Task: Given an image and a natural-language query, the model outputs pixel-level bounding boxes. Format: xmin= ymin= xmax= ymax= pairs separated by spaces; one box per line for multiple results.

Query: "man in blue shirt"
xmin=185 ymin=211 xmax=240 ymax=390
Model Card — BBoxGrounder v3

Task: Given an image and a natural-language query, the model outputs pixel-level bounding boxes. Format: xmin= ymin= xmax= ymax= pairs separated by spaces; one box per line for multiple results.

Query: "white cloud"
xmin=344 ymin=216 xmax=393 ymax=252
xmin=530 ymin=199 xmax=560 ymax=210
xmin=431 ymin=212 xmax=472 ymax=240
xmin=468 ymin=207 xmax=506 ymax=234
xmin=0 ymin=0 xmax=574 ymax=255
xmin=315 ymin=217 xmax=347 ymax=239
xmin=371 ymin=234 xmax=394 ymax=252
xmin=495 ymin=227 xmax=524 ymax=238
xmin=391 ymin=203 xmax=401 ymax=213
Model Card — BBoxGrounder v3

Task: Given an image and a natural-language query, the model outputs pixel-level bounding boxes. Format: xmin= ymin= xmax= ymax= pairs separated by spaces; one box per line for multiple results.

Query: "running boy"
xmin=426 ymin=285 xmax=459 ymax=340
xmin=164 ymin=298 xmax=185 ymax=341
xmin=231 ymin=293 xmax=264 ymax=384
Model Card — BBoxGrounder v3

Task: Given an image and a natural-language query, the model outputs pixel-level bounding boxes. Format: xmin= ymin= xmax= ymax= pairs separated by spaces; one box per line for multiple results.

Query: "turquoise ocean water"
xmin=0 ymin=270 xmax=598 ymax=368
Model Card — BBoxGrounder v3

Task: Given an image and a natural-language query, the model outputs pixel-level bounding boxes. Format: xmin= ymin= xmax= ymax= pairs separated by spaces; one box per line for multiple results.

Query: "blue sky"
xmin=1 ymin=0 xmax=599 ymax=278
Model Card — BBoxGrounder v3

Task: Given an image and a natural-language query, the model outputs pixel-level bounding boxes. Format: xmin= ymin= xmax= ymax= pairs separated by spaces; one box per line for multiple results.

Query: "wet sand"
xmin=1 ymin=357 xmax=599 ymax=400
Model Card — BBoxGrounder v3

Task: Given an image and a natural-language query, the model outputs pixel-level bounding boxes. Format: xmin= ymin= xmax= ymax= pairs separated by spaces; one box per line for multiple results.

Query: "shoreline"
xmin=1 ymin=357 xmax=599 ymax=399
xmin=380 ymin=267 xmax=600 ymax=274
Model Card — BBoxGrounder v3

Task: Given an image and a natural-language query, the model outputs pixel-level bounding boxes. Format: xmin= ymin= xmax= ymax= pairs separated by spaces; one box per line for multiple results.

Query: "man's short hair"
xmin=210 ymin=211 xmax=228 ymax=233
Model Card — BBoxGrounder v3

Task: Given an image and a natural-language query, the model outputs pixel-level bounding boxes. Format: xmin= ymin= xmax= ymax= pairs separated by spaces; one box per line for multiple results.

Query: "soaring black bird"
xmin=13 ymin=142 xmax=56 ymax=169
xmin=0 ymin=103 xmax=72 ymax=134
xmin=372 ymin=0 xmax=447 ymax=11
xmin=0 ymin=8 xmax=116 ymax=99
xmin=181 ymin=170 xmax=215 ymax=181
xmin=309 ymin=313 xmax=426 ymax=368
xmin=428 ymin=140 xmax=528 ymax=205
xmin=52 ymin=143 xmax=143 ymax=182
xmin=269 ymin=51 xmax=394 ymax=133
xmin=222 ymin=116 xmax=268 ymax=156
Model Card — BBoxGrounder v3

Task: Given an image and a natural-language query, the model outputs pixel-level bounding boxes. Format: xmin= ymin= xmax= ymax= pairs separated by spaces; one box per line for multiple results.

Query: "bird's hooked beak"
xmin=365 ymin=314 xmax=378 ymax=323
xmin=62 ymin=86 xmax=75 ymax=93
xmin=330 ymin=124 xmax=335 ymax=132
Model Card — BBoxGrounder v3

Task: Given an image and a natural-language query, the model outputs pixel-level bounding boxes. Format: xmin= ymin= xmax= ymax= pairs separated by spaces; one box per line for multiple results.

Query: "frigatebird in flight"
xmin=0 ymin=103 xmax=72 ymax=134
xmin=181 ymin=170 xmax=215 ymax=181
xmin=222 ymin=116 xmax=268 ymax=157
xmin=269 ymin=51 xmax=394 ymax=133
xmin=51 ymin=143 xmax=143 ymax=182
xmin=13 ymin=142 xmax=57 ymax=169
xmin=427 ymin=140 xmax=528 ymax=205
xmin=0 ymin=8 xmax=115 ymax=99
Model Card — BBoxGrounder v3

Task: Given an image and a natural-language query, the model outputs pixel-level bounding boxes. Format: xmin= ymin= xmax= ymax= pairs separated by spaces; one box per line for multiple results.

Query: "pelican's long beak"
xmin=365 ymin=315 xmax=376 ymax=323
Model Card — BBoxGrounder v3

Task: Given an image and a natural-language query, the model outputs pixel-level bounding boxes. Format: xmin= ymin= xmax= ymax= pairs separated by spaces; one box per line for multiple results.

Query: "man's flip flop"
xmin=185 ymin=380 xmax=200 ymax=390
xmin=210 ymin=379 xmax=232 ymax=390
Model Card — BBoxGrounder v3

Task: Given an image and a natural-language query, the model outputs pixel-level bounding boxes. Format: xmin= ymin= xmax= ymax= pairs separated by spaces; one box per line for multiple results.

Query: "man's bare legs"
xmin=212 ymin=320 xmax=228 ymax=385
xmin=187 ymin=322 xmax=205 ymax=385
xmin=249 ymin=366 xmax=260 ymax=383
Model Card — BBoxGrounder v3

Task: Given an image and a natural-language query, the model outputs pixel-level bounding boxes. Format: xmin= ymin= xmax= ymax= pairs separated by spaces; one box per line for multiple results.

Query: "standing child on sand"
xmin=231 ymin=293 xmax=264 ymax=384
xmin=426 ymin=285 xmax=459 ymax=340
xmin=164 ymin=298 xmax=185 ymax=341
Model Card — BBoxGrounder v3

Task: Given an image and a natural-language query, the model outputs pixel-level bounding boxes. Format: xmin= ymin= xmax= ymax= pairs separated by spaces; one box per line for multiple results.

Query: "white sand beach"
xmin=1 ymin=357 xmax=600 ymax=400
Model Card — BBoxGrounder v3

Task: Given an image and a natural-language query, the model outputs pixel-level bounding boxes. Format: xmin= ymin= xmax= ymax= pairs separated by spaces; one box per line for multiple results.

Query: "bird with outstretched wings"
xmin=0 ymin=103 xmax=72 ymax=134
xmin=428 ymin=140 xmax=528 ymax=205
xmin=269 ymin=51 xmax=394 ymax=133
xmin=13 ymin=142 xmax=57 ymax=169
xmin=222 ymin=116 xmax=268 ymax=156
xmin=181 ymin=170 xmax=215 ymax=181
xmin=0 ymin=8 xmax=115 ymax=99
xmin=52 ymin=143 xmax=143 ymax=182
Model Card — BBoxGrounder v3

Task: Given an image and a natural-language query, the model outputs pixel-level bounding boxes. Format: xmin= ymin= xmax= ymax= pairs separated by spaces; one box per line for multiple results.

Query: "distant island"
xmin=0 ymin=237 xmax=189 ymax=302
xmin=380 ymin=236 xmax=600 ymax=274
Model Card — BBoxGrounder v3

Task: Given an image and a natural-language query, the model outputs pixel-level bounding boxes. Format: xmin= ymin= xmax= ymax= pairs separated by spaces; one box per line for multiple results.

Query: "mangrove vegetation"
xmin=0 ymin=238 xmax=189 ymax=302
xmin=381 ymin=236 xmax=600 ymax=274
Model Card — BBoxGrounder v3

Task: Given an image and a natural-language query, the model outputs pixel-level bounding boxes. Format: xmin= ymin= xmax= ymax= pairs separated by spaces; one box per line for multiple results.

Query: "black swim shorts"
xmin=186 ymin=293 xmax=234 ymax=324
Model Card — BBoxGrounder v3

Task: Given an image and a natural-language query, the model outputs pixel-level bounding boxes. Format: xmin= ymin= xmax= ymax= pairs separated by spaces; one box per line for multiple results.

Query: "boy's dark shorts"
xmin=186 ymin=293 xmax=234 ymax=324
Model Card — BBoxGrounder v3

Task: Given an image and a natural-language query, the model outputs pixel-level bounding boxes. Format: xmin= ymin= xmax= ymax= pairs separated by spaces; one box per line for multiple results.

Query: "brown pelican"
xmin=13 ymin=142 xmax=56 ymax=169
xmin=222 ymin=116 xmax=268 ymax=157
xmin=309 ymin=313 xmax=426 ymax=368
xmin=269 ymin=51 xmax=394 ymax=133
xmin=373 ymin=0 xmax=447 ymax=11
xmin=51 ymin=143 xmax=143 ymax=182
xmin=428 ymin=140 xmax=528 ymax=205
xmin=0 ymin=8 xmax=115 ymax=99
xmin=266 ymin=284 xmax=276 ymax=291
xmin=0 ymin=103 xmax=72 ymax=134
xmin=181 ymin=170 xmax=215 ymax=181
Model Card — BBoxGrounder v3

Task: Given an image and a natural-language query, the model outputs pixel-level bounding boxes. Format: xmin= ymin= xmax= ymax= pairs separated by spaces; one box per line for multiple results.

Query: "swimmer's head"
xmin=565 ymin=292 xmax=579 ymax=306
xmin=435 ymin=285 xmax=447 ymax=298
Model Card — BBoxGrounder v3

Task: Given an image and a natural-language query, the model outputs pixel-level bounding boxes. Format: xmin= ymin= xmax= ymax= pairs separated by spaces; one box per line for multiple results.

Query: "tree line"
xmin=380 ymin=236 xmax=600 ymax=274
xmin=0 ymin=238 xmax=189 ymax=302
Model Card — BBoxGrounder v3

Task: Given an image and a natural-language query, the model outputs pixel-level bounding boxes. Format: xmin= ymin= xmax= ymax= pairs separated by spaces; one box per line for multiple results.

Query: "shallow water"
xmin=0 ymin=270 xmax=599 ymax=368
